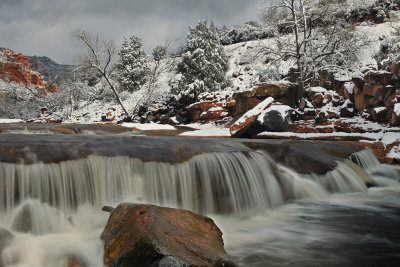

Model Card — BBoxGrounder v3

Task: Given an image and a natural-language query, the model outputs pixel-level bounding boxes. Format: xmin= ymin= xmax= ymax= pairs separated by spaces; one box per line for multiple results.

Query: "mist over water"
xmin=0 ymin=148 xmax=398 ymax=267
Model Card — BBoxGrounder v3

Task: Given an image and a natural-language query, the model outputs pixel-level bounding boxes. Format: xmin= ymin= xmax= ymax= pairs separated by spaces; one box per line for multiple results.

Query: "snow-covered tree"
xmin=117 ymin=35 xmax=150 ymax=92
xmin=262 ymin=0 xmax=370 ymax=105
xmin=375 ymin=26 xmax=400 ymax=70
xmin=171 ymin=20 xmax=229 ymax=104
xmin=219 ymin=20 xmax=274 ymax=45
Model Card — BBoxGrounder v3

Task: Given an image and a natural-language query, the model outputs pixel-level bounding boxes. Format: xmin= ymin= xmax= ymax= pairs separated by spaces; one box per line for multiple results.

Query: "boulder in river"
xmin=100 ymin=203 xmax=235 ymax=267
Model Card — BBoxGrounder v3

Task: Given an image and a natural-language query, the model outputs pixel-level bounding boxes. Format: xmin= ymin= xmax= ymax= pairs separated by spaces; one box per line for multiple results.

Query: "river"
xmin=0 ymin=127 xmax=398 ymax=266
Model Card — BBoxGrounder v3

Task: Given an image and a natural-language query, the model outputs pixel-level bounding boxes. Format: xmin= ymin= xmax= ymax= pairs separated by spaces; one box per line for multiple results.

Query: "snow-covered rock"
xmin=230 ymin=97 xmax=274 ymax=138
xmin=257 ymin=105 xmax=292 ymax=132
xmin=392 ymin=103 xmax=400 ymax=126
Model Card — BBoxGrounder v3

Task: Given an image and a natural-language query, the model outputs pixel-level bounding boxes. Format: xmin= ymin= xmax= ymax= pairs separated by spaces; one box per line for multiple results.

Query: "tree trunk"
xmin=103 ymin=74 xmax=130 ymax=118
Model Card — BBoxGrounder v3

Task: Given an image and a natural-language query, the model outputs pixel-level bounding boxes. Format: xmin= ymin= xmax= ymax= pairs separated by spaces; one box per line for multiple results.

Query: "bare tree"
xmin=73 ymin=29 xmax=129 ymax=117
xmin=146 ymin=42 xmax=174 ymax=105
xmin=262 ymin=0 xmax=371 ymax=104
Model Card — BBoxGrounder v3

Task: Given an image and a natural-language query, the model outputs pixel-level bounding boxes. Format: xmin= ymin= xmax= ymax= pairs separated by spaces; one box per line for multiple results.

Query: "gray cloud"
xmin=0 ymin=0 xmax=264 ymax=64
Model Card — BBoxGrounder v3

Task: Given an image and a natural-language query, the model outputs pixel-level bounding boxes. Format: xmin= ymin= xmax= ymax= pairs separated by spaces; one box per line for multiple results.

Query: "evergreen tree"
xmin=375 ymin=27 xmax=400 ymax=70
xmin=171 ymin=20 xmax=229 ymax=104
xmin=117 ymin=35 xmax=150 ymax=92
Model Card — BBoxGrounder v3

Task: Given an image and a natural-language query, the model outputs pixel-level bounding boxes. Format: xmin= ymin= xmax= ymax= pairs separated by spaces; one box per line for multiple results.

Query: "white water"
xmin=0 ymin=149 xmax=398 ymax=267
xmin=0 ymin=151 xmax=377 ymax=215
xmin=350 ymin=149 xmax=381 ymax=170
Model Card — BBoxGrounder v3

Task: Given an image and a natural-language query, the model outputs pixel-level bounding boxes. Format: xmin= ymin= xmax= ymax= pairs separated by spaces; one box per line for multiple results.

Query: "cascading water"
xmin=0 ymin=143 xmax=398 ymax=267
xmin=0 ymin=151 xmax=377 ymax=216
xmin=350 ymin=149 xmax=381 ymax=170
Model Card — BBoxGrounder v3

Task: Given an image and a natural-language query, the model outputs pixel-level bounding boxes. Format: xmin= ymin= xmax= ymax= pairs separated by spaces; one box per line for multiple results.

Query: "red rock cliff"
xmin=0 ymin=48 xmax=56 ymax=93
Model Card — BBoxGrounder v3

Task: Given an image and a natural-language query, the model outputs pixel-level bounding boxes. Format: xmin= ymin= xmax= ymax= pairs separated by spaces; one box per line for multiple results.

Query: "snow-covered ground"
xmin=121 ymin=122 xmax=176 ymax=131
xmin=179 ymin=123 xmax=231 ymax=137
xmin=0 ymin=119 xmax=24 ymax=123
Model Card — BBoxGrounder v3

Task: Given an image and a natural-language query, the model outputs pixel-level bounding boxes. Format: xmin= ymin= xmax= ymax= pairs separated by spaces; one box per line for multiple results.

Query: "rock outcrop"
xmin=233 ymin=82 xmax=298 ymax=116
xmin=0 ymin=48 xmax=55 ymax=93
xmin=100 ymin=203 xmax=234 ymax=267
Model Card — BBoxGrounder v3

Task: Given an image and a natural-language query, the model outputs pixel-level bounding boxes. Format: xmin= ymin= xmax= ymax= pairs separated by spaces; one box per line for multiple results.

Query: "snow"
xmin=344 ymin=82 xmax=355 ymax=94
xmin=307 ymin=87 xmax=327 ymax=94
xmin=180 ymin=123 xmax=230 ymax=137
xmin=207 ymin=106 xmax=224 ymax=112
xmin=394 ymin=103 xmax=400 ymax=116
xmin=0 ymin=119 xmax=24 ymax=123
xmin=258 ymin=130 xmax=382 ymax=141
xmin=234 ymin=97 xmax=274 ymax=125
xmin=374 ymin=107 xmax=386 ymax=113
xmin=121 ymin=123 xmax=176 ymax=131
xmin=387 ymin=145 xmax=400 ymax=159
xmin=258 ymin=104 xmax=291 ymax=123
xmin=381 ymin=132 xmax=400 ymax=146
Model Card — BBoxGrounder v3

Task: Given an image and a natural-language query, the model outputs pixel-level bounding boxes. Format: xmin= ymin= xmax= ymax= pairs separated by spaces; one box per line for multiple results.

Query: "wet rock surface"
xmin=0 ymin=129 xmax=364 ymax=174
xmin=101 ymin=203 xmax=234 ymax=267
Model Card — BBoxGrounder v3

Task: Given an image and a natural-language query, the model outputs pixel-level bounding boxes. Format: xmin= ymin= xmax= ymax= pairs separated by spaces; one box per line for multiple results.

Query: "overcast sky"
xmin=0 ymin=0 xmax=263 ymax=64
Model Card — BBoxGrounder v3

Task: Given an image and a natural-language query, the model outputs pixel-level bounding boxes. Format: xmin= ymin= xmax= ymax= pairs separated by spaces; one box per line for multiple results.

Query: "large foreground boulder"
xmin=100 ymin=203 xmax=234 ymax=267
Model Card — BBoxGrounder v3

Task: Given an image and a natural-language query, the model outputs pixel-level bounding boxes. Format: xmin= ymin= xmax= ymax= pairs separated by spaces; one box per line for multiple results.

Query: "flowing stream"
xmin=0 ymin=134 xmax=399 ymax=267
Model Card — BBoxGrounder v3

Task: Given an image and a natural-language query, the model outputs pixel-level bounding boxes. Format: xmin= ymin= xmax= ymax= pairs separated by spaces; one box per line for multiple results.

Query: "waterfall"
xmin=0 ymin=150 xmax=379 ymax=216
xmin=0 ymin=146 xmax=399 ymax=267
xmin=350 ymin=149 xmax=380 ymax=170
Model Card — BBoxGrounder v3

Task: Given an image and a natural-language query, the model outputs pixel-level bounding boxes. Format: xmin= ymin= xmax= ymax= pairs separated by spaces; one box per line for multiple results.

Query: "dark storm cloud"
xmin=0 ymin=0 xmax=263 ymax=64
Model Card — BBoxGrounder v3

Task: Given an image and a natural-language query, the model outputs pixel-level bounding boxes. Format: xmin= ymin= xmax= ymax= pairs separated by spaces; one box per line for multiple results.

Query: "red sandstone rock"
xmin=391 ymin=62 xmax=400 ymax=77
xmin=233 ymin=83 xmax=298 ymax=116
xmin=371 ymin=107 xmax=392 ymax=123
xmin=363 ymin=71 xmax=393 ymax=85
xmin=49 ymin=127 xmax=75 ymax=135
xmin=354 ymin=91 xmax=371 ymax=112
xmin=230 ymin=97 xmax=274 ymax=138
xmin=299 ymin=98 xmax=306 ymax=110
xmin=200 ymin=107 xmax=225 ymax=120
xmin=0 ymin=48 xmax=47 ymax=91
xmin=48 ymin=84 xmax=57 ymax=93
xmin=100 ymin=203 xmax=233 ymax=267
xmin=310 ymin=93 xmax=324 ymax=108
